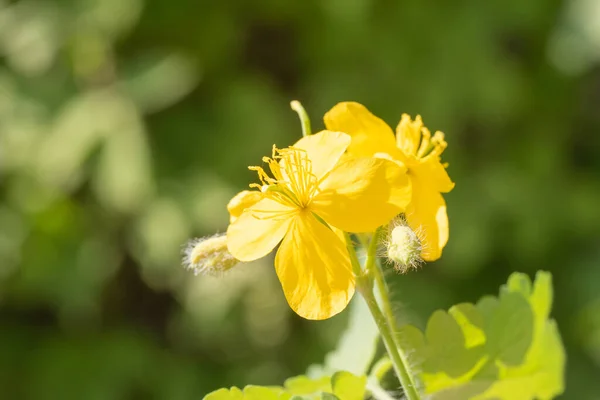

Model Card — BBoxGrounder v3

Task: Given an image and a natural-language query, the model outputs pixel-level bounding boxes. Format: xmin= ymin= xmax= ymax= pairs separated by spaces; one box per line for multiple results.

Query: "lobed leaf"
xmin=397 ymin=271 xmax=565 ymax=400
xmin=204 ymin=386 xmax=289 ymax=400
xmin=203 ymin=372 xmax=366 ymax=400
xmin=330 ymin=371 xmax=367 ymax=400
xmin=284 ymin=375 xmax=332 ymax=395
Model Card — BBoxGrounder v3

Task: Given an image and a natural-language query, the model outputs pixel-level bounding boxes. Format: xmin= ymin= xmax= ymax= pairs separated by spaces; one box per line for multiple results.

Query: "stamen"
xmin=422 ymin=131 xmax=448 ymax=160
xmin=432 ymin=131 xmax=445 ymax=143
xmin=264 ymin=185 xmax=302 ymax=208
xmin=417 ymin=127 xmax=432 ymax=158
xmin=248 ymin=145 xmax=318 ymax=208
xmin=248 ymin=166 xmax=276 ymax=186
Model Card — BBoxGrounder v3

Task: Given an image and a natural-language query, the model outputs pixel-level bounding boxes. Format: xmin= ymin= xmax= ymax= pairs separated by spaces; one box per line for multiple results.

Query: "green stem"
xmin=367 ymin=230 xmax=420 ymax=393
xmin=345 ymin=233 xmax=364 ymax=276
xmin=290 ymin=100 xmax=311 ymax=137
xmin=361 ymin=230 xmax=399 ymax=334
xmin=360 ymin=281 xmax=420 ymax=400
xmin=356 ymin=232 xmax=393 ymax=316
xmin=345 ymin=233 xmax=420 ymax=400
xmin=372 ymin=260 xmax=397 ymax=334
xmin=364 ymin=230 xmax=394 ymax=321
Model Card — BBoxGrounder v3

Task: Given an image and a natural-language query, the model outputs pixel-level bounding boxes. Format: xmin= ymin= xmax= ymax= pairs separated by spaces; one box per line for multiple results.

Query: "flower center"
xmin=249 ymin=146 xmax=318 ymax=208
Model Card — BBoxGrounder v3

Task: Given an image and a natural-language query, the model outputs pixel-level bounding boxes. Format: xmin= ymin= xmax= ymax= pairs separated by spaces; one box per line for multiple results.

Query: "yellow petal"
xmin=275 ymin=211 xmax=355 ymax=320
xmin=373 ymin=151 xmax=410 ymax=168
xmin=227 ymin=190 xmax=264 ymax=223
xmin=227 ymin=198 xmax=296 ymax=261
xmin=291 ymin=130 xmax=351 ymax=179
xmin=323 ymin=102 xmax=397 ymax=158
xmin=411 ymin=158 xmax=455 ymax=193
xmin=395 ymin=114 xmax=423 ymax=156
xmin=405 ymin=179 xmax=449 ymax=261
xmin=311 ymin=157 xmax=412 ymax=233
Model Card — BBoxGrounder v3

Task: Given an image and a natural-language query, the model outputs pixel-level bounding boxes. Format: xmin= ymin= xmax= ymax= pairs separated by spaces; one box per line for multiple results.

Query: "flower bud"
xmin=182 ymin=233 xmax=239 ymax=276
xmin=386 ymin=222 xmax=422 ymax=273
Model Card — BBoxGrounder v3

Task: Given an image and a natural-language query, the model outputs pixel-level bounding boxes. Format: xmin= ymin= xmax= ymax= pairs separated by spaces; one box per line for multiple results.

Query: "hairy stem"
xmin=368 ymin=229 xmax=420 ymax=392
xmin=345 ymin=232 xmax=420 ymax=400
xmin=374 ymin=259 xmax=421 ymax=387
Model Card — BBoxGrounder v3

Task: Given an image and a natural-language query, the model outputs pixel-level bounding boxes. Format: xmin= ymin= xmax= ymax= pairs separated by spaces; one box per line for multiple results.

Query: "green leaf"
xmin=243 ymin=385 xmax=289 ymax=400
xmin=320 ymin=394 xmax=340 ymax=400
xmin=203 ymin=386 xmax=290 ymax=400
xmin=205 ymin=372 xmax=367 ymax=400
xmin=331 ymin=371 xmax=367 ymax=400
xmin=398 ymin=271 xmax=565 ymax=400
xmin=204 ymin=387 xmax=243 ymax=400
xmin=307 ymin=296 xmax=379 ymax=378
xmin=284 ymin=375 xmax=332 ymax=395
xmin=369 ymin=357 xmax=393 ymax=382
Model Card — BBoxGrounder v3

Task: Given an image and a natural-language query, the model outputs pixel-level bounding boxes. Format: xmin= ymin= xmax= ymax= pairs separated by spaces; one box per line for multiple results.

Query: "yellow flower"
xmin=226 ymin=130 xmax=411 ymax=320
xmin=324 ymin=102 xmax=454 ymax=261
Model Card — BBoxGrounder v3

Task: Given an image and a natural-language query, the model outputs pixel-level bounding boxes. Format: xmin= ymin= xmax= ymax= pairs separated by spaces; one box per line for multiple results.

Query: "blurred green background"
xmin=1 ymin=0 xmax=599 ymax=398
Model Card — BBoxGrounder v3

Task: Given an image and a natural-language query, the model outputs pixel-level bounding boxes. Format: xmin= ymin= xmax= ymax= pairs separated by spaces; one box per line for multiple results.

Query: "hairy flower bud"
xmin=182 ymin=233 xmax=239 ymax=276
xmin=386 ymin=221 xmax=422 ymax=273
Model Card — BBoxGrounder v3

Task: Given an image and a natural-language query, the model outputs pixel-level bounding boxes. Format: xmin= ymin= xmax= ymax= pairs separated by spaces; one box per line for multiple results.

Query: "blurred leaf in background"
xmin=0 ymin=0 xmax=599 ymax=399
